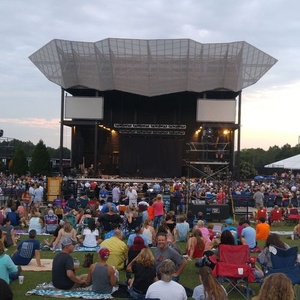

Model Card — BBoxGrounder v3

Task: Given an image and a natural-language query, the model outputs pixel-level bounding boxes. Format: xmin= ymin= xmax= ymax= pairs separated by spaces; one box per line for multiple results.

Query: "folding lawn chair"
xmin=265 ymin=245 xmax=300 ymax=284
xmin=212 ymin=244 xmax=255 ymax=299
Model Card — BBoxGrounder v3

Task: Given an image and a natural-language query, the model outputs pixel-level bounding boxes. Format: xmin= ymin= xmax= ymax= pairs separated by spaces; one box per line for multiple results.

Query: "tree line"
xmin=1 ymin=139 xmax=299 ymax=178
xmin=0 ymin=139 xmax=70 ymax=176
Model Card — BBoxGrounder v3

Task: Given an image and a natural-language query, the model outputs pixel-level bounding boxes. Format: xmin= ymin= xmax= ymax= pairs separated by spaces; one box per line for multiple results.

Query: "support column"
xmin=94 ymin=122 xmax=98 ymax=177
xmin=59 ymin=88 xmax=65 ymax=177
xmin=236 ymin=91 xmax=242 ymax=180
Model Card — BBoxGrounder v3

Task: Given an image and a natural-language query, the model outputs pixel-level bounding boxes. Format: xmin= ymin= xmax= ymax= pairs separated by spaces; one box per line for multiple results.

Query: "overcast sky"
xmin=1 ymin=0 xmax=300 ymax=150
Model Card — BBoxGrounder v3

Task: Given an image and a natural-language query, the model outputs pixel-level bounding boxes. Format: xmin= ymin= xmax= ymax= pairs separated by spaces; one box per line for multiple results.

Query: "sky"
xmin=1 ymin=0 xmax=300 ymax=151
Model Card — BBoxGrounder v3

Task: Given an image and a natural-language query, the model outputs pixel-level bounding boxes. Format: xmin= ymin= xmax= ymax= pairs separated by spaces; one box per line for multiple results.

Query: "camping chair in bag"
xmin=265 ymin=245 xmax=300 ymax=284
xmin=213 ymin=244 xmax=255 ymax=299
xmin=44 ymin=214 xmax=59 ymax=234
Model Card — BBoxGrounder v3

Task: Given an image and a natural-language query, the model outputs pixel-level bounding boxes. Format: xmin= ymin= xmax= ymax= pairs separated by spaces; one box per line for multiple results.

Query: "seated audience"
xmin=0 ymin=241 xmax=19 ymax=284
xmin=127 ymin=247 xmax=157 ymax=299
xmin=252 ymin=273 xmax=294 ymax=300
xmin=11 ymin=229 xmax=43 ymax=267
xmin=241 ymin=219 xmax=256 ymax=249
xmin=174 ymin=215 xmax=190 ymax=242
xmin=256 ymin=217 xmax=270 ymax=241
xmin=52 ymin=221 xmax=77 ymax=250
xmin=0 ymin=218 xmax=17 ymax=248
xmin=0 ymin=278 xmax=13 ymax=300
xmin=145 ymin=259 xmax=187 ymax=300
xmin=78 ymin=218 xmax=101 ymax=248
xmin=127 ymin=226 xmax=148 ymax=247
xmin=100 ymin=229 xmax=127 ymax=271
xmin=141 ymin=218 xmax=156 ymax=247
xmin=85 ymin=247 xmax=117 ymax=294
xmin=186 ymin=229 xmax=205 ymax=259
xmin=193 ymin=220 xmax=211 ymax=245
xmin=257 ymin=233 xmax=290 ymax=272
xmin=28 ymin=212 xmax=44 ymax=234
xmin=52 ymin=237 xmax=85 ymax=290
xmin=221 ymin=218 xmax=238 ymax=244
xmin=192 ymin=266 xmax=227 ymax=300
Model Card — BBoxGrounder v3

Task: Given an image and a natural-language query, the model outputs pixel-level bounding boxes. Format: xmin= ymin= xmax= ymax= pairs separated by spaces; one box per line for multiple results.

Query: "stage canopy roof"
xmin=265 ymin=154 xmax=300 ymax=170
xmin=29 ymin=38 xmax=277 ymax=97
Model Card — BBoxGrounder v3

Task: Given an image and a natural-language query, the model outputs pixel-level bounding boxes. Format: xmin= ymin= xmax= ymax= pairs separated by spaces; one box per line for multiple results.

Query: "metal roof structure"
xmin=29 ymin=38 xmax=277 ymax=97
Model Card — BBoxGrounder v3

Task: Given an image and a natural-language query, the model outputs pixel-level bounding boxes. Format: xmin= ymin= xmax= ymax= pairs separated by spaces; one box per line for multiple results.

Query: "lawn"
xmin=7 ymin=223 xmax=298 ymax=300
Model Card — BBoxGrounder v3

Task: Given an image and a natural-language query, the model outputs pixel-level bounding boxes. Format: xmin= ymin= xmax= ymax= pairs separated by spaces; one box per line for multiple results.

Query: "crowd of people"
xmin=1 ymin=171 xmax=300 ymax=299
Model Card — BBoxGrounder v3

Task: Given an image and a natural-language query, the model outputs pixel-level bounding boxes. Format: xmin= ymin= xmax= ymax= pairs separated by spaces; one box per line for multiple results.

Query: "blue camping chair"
xmin=265 ymin=245 xmax=300 ymax=284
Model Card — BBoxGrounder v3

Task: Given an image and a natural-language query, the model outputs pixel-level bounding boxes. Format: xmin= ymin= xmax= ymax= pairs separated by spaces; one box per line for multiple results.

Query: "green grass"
xmin=7 ymin=223 xmax=298 ymax=300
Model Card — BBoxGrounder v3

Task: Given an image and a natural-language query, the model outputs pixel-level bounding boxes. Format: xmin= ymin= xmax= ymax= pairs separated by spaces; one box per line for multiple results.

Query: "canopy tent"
xmin=265 ymin=154 xmax=300 ymax=170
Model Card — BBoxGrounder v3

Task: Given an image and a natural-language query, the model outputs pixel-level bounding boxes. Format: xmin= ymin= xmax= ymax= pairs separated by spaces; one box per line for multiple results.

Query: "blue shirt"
xmin=241 ymin=226 xmax=256 ymax=249
xmin=12 ymin=239 xmax=40 ymax=265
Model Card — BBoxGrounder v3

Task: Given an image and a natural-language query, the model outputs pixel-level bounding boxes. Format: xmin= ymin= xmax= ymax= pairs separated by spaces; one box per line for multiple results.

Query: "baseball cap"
xmin=99 ymin=248 xmax=110 ymax=260
xmin=61 ymin=237 xmax=77 ymax=248
xmin=225 ymin=218 xmax=233 ymax=225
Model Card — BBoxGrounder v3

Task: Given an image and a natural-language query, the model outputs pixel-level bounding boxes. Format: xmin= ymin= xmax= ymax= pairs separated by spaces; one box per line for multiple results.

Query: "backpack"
xmin=82 ymin=253 xmax=94 ymax=268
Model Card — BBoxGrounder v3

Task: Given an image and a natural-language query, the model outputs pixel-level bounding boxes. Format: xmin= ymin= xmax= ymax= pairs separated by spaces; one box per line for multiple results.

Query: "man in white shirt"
xmin=146 ymin=259 xmax=187 ymax=300
xmin=126 ymin=186 xmax=138 ymax=207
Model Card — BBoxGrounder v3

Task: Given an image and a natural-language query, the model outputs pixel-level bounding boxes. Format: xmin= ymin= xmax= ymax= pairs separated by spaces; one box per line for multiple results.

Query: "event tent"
xmin=265 ymin=154 xmax=300 ymax=170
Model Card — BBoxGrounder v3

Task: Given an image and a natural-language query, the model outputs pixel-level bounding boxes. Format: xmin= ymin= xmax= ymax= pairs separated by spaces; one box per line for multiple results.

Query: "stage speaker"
xmin=189 ymin=204 xmax=230 ymax=221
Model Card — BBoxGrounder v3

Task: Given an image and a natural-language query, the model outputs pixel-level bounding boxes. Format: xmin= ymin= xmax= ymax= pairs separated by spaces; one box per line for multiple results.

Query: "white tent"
xmin=265 ymin=154 xmax=300 ymax=170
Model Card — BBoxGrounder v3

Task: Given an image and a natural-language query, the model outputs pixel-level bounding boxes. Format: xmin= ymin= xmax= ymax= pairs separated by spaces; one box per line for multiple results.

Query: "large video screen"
xmin=65 ymin=97 xmax=104 ymax=120
xmin=196 ymin=99 xmax=236 ymax=123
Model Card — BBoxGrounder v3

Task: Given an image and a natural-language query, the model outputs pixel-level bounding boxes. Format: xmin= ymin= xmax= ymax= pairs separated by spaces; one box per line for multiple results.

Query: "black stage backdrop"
xmin=119 ymin=136 xmax=184 ymax=178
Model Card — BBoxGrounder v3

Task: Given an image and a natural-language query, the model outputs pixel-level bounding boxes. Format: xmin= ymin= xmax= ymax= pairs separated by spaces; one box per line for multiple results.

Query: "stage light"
xmin=223 ymin=129 xmax=229 ymax=135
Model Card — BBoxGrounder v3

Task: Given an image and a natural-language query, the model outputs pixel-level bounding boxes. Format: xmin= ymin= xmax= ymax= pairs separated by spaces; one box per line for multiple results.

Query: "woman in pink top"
xmin=152 ymin=194 xmax=164 ymax=230
xmin=193 ymin=220 xmax=211 ymax=246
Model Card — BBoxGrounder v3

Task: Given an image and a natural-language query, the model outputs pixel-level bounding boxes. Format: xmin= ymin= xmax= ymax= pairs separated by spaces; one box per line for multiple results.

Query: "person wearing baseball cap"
xmin=85 ymin=247 xmax=117 ymax=294
xmin=52 ymin=237 xmax=85 ymax=290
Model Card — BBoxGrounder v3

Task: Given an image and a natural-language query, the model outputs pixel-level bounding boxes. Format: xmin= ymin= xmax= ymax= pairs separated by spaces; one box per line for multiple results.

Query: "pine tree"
xmin=10 ymin=144 xmax=27 ymax=175
xmin=30 ymin=140 xmax=51 ymax=176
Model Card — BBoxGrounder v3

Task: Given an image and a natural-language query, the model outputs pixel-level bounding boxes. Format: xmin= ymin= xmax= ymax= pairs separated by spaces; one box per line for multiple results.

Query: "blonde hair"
xmin=63 ymin=221 xmax=73 ymax=233
xmin=136 ymin=248 xmax=155 ymax=267
xmin=253 ymin=273 xmax=294 ymax=300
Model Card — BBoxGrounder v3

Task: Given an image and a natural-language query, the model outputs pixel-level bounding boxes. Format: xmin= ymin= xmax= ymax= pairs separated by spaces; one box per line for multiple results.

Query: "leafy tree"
xmin=47 ymin=147 xmax=71 ymax=159
xmin=9 ymin=144 xmax=27 ymax=175
xmin=30 ymin=140 xmax=51 ymax=176
xmin=239 ymin=160 xmax=258 ymax=180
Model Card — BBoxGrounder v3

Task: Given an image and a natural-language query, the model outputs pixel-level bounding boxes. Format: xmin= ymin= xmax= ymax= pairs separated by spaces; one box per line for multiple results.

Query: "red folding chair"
xmin=213 ymin=244 xmax=255 ymax=299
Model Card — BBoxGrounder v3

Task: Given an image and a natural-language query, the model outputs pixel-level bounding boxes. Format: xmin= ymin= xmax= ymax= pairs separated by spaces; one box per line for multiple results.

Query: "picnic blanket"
xmin=26 ymin=282 xmax=113 ymax=299
xmin=53 ymin=246 xmax=100 ymax=252
xmin=21 ymin=259 xmax=53 ymax=271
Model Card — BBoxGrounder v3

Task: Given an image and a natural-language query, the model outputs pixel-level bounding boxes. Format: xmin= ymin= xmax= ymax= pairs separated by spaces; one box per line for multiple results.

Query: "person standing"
xmin=253 ymin=187 xmax=264 ymax=208
xmin=126 ymin=186 xmax=138 ymax=207
xmin=153 ymin=194 xmax=164 ymax=230
xmin=85 ymin=247 xmax=117 ymax=294
xmin=11 ymin=229 xmax=43 ymax=267
xmin=33 ymin=183 xmax=44 ymax=208
xmin=112 ymin=185 xmax=121 ymax=204
xmin=52 ymin=237 xmax=85 ymax=290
